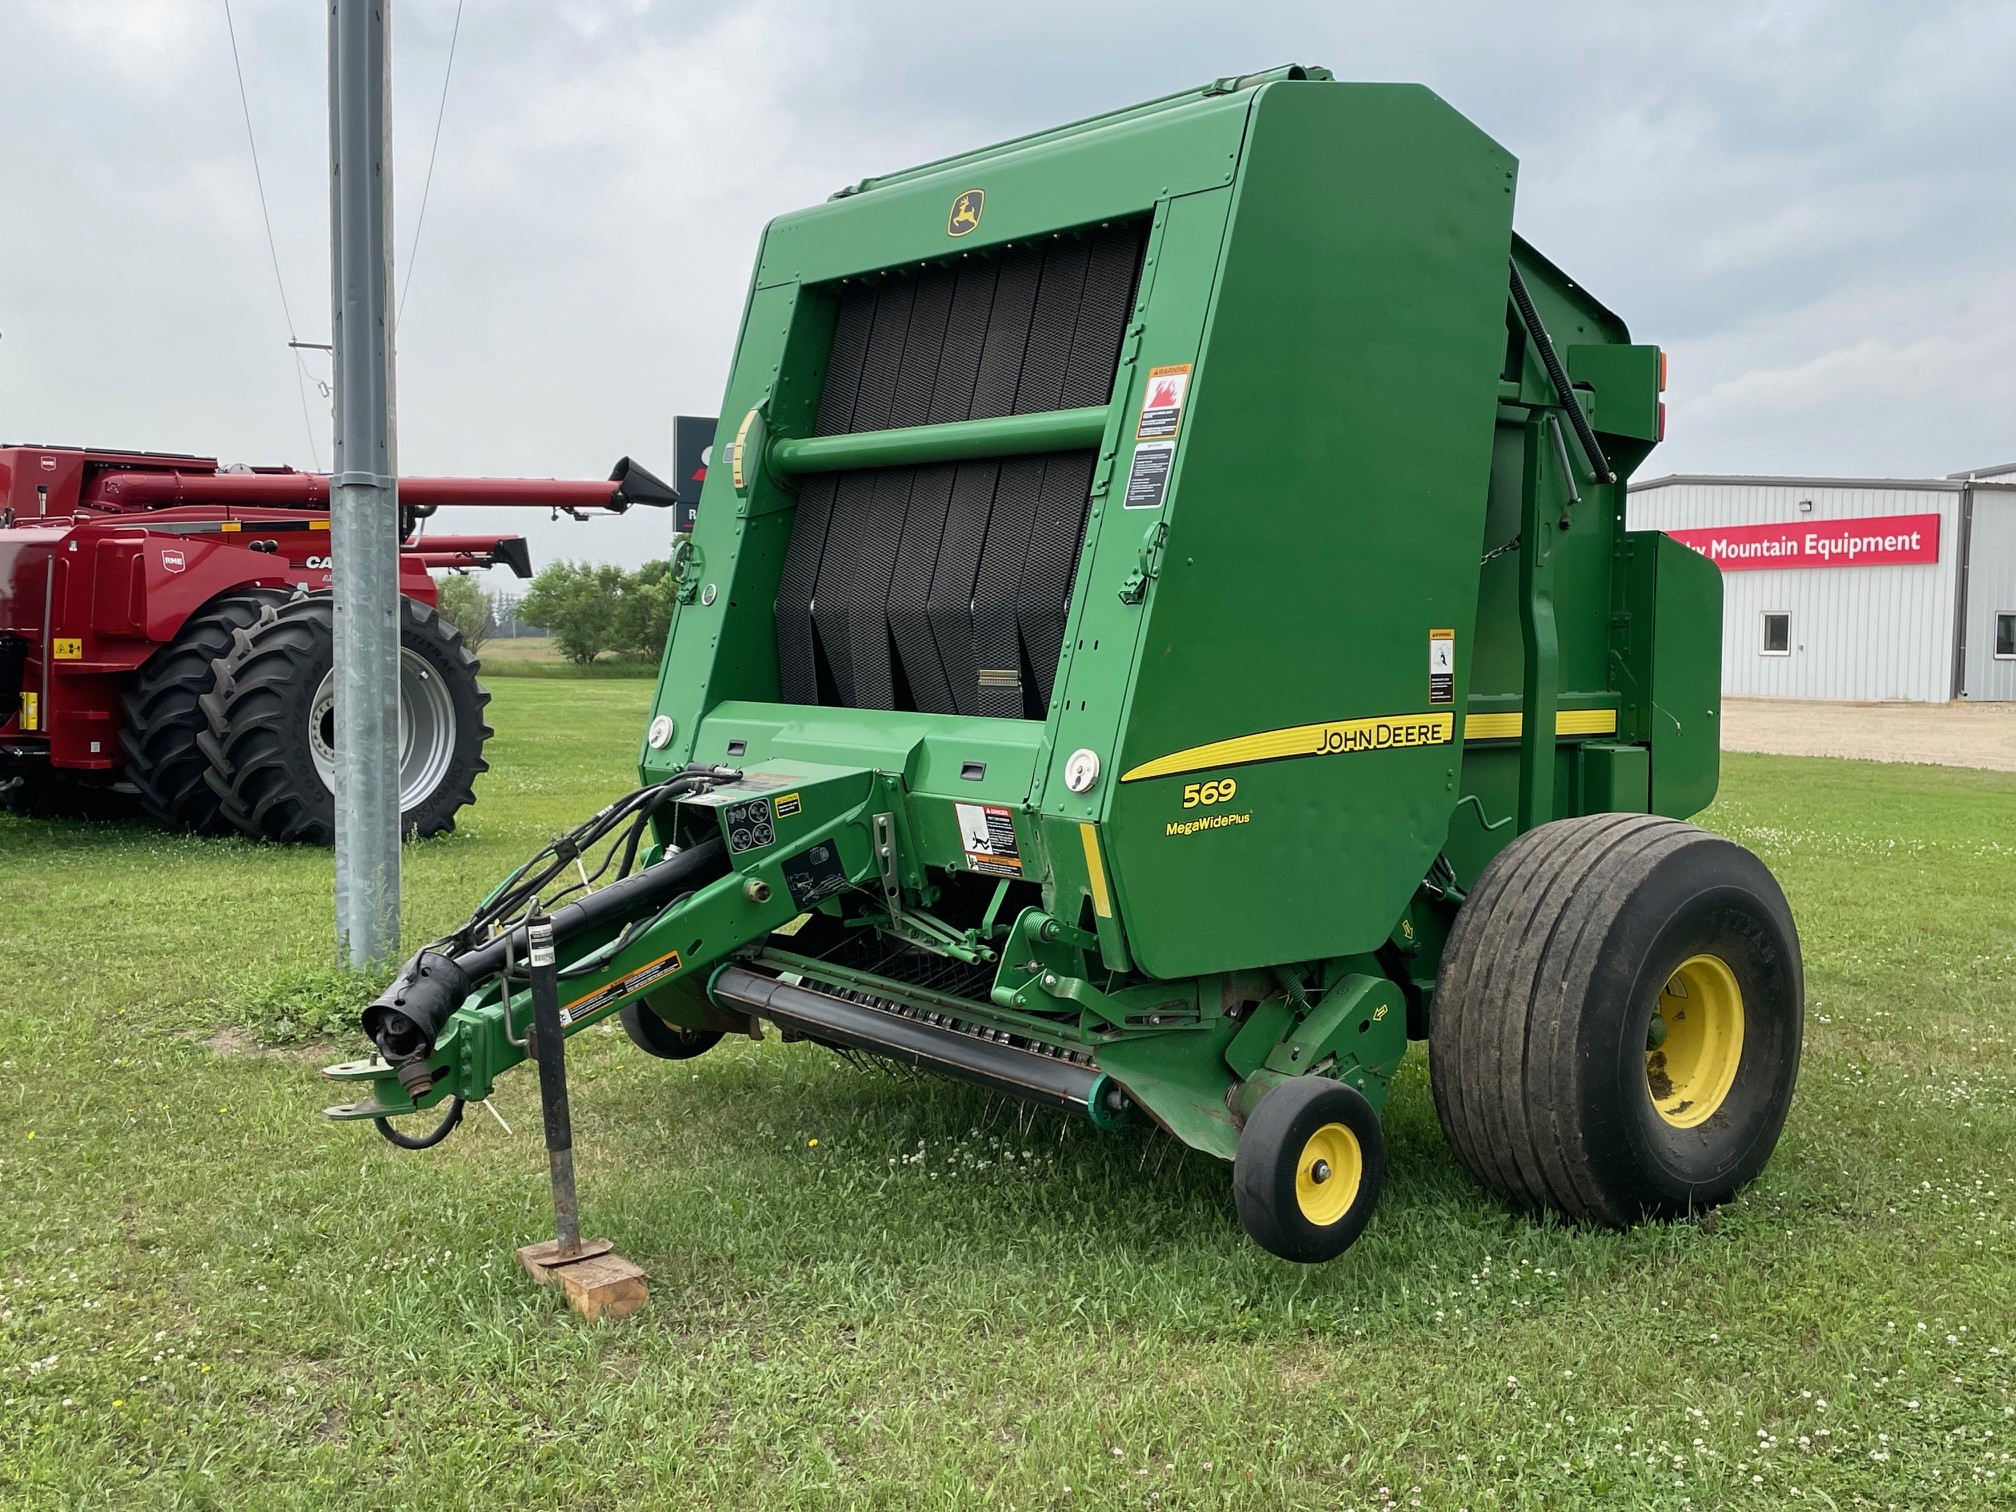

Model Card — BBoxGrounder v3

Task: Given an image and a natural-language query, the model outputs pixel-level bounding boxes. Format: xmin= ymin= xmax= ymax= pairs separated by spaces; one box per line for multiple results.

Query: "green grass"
xmin=2 ymin=685 xmax=2013 ymax=1509
xmin=476 ymin=637 xmax=660 ymax=678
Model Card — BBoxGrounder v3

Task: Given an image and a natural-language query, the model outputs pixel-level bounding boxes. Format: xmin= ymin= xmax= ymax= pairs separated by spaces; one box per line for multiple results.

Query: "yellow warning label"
xmin=52 ymin=638 xmax=82 ymax=660
xmin=558 ymin=948 xmax=684 ymax=1029
xmin=1122 ymin=712 xmax=1454 ymax=783
xmin=19 ymin=692 xmax=38 ymax=731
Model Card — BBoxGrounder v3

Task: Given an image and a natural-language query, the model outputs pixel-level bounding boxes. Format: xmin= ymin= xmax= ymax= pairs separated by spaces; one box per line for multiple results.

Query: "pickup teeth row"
xmin=809 ymin=980 xmax=1095 ymax=1068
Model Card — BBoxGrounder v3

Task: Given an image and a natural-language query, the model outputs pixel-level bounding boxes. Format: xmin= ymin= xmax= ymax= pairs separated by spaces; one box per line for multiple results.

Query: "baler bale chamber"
xmin=333 ymin=66 xmax=1803 ymax=1263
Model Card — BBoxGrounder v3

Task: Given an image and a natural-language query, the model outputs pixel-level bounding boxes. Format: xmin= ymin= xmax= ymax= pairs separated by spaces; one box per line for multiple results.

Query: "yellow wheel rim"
xmin=1647 ymin=953 xmax=1745 ymax=1128
xmin=1294 ymin=1121 xmax=1363 ymax=1226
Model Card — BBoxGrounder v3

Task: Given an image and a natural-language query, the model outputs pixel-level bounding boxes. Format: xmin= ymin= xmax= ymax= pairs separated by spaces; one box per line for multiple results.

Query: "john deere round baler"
xmin=330 ymin=66 xmax=1802 ymax=1263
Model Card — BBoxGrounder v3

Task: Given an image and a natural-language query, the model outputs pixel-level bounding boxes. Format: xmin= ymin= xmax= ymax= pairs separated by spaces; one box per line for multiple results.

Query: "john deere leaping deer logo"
xmin=947 ymin=188 xmax=984 ymax=237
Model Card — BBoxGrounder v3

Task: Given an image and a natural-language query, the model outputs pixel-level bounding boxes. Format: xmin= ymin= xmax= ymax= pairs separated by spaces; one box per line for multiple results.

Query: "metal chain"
xmin=1479 ymin=533 xmax=1522 ymax=567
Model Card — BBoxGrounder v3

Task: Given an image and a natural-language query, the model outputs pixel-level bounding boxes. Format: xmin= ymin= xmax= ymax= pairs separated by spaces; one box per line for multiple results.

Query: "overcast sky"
xmin=4 ymin=1 xmax=2012 ymax=572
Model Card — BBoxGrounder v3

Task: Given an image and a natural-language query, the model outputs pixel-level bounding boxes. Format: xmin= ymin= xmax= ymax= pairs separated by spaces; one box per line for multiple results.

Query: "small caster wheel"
xmin=619 ymin=1001 xmax=724 ymax=1061
xmin=1234 ymin=1077 xmax=1385 ymax=1263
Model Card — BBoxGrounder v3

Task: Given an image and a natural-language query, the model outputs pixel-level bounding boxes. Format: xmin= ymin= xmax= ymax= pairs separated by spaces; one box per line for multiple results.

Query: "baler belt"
xmin=775 ymin=220 xmax=1145 ymax=717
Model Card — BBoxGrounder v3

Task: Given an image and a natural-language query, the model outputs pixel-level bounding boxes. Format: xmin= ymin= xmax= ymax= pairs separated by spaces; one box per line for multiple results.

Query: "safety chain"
xmin=1478 ymin=533 xmax=1522 ymax=567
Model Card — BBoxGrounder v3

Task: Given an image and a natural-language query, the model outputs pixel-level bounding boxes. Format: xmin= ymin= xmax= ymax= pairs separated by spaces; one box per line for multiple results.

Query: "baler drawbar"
xmin=329 ymin=65 xmax=1804 ymax=1262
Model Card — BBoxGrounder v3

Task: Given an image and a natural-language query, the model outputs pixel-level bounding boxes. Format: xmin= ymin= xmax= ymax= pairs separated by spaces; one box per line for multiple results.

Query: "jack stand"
xmin=514 ymin=908 xmax=650 ymax=1321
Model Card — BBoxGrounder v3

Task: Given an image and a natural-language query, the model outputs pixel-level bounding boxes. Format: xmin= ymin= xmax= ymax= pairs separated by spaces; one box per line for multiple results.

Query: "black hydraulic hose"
xmin=1508 ymin=259 xmax=1614 ymax=485
xmin=456 ymin=835 xmax=727 ymax=983
xmin=373 ymin=1096 xmax=465 ymax=1150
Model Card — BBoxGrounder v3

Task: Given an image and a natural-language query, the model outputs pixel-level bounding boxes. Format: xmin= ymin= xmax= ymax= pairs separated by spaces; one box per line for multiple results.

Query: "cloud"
xmin=20 ymin=0 xmax=210 ymax=84
xmin=1 ymin=0 xmax=2010 ymax=572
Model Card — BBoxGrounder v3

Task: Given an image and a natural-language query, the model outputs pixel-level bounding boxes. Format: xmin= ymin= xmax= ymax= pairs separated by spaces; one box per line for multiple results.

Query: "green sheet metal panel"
xmin=1102 ymin=82 xmax=1518 ymax=978
xmin=1648 ymin=533 xmax=1722 ymax=816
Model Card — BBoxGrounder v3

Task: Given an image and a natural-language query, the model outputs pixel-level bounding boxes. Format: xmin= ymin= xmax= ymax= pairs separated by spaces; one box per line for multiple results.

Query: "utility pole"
xmin=328 ymin=0 xmax=401 ymax=965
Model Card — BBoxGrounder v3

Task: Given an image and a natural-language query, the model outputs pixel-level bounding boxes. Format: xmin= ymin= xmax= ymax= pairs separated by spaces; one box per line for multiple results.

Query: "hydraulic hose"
xmin=1508 ymin=259 xmax=1614 ymax=485
xmin=373 ymin=1096 xmax=465 ymax=1150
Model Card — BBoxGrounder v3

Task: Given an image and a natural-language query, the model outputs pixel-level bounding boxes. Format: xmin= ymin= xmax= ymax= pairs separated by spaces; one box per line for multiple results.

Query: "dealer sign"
xmin=1668 ymin=512 xmax=1941 ymax=571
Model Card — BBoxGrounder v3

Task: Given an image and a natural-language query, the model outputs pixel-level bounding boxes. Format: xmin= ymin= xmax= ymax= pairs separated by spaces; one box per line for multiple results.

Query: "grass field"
xmin=3 ymin=679 xmax=2013 ymax=1509
xmin=474 ymin=636 xmax=659 ymax=679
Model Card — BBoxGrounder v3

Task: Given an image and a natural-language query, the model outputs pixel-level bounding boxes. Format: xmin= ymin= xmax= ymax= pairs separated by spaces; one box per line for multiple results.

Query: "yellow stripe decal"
xmin=1463 ymin=709 xmax=1618 ymax=742
xmin=1079 ymin=823 xmax=1113 ymax=918
xmin=1121 ymin=712 xmax=1455 ymax=783
xmin=1121 ymin=708 xmax=1620 ymax=783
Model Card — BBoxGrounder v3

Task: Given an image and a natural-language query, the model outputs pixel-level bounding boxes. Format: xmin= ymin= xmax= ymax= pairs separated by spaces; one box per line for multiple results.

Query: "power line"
xmin=220 ymin=0 xmax=323 ymax=469
xmin=398 ymin=0 xmax=466 ymax=324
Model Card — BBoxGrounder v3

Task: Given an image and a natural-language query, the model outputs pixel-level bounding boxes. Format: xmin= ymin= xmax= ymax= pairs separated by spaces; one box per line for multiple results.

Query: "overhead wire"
xmin=219 ymin=0 xmax=324 ymax=469
xmin=397 ymin=0 xmax=467 ymax=325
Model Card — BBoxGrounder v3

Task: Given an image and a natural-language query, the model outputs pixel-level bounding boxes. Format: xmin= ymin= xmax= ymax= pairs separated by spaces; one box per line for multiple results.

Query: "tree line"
xmin=433 ymin=559 xmax=677 ymax=665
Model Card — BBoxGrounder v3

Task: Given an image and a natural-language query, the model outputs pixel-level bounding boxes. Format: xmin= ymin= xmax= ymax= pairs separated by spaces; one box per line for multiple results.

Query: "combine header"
xmin=0 ymin=442 xmax=673 ymax=840
xmin=332 ymin=67 xmax=1803 ymax=1262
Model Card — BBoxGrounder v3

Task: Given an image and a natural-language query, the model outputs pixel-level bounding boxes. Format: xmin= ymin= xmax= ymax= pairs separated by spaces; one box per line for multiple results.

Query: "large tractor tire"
xmin=120 ymin=587 xmax=291 ymax=833
xmin=1429 ymin=814 xmax=1802 ymax=1227
xmin=197 ymin=594 xmax=490 ymax=843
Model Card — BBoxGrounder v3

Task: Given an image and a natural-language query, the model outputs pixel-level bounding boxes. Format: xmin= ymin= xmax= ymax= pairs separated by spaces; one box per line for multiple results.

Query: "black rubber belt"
xmin=775 ymin=222 xmax=1146 ymax=718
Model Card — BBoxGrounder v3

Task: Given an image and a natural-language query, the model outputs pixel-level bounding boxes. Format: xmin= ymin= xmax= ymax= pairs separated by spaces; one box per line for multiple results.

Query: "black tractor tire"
xmin=120 ymin=587 xmax=291 ymax=833
xmin=1233 ymin=1075 xmax=1386 ymax=1263
xmin=618 ymin=1000 xmax=725 ymax=1061
xmin=197 ymin=593 xmax=490 ymax=844
xmin=1428 ymin=814 xmax=1803 ymax=1228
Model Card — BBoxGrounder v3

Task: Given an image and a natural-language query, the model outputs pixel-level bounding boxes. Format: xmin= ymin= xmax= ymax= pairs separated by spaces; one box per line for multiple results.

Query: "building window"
xmin=1997 ymin=612 xmax=2016 ymax=660
xmin=1761 ymin=612 xmax=1791 ymax=656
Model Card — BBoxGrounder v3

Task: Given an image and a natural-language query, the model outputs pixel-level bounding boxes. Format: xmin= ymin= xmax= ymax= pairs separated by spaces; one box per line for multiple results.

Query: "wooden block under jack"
xmin=517 ymin=1238 xmax=650 ymax=1322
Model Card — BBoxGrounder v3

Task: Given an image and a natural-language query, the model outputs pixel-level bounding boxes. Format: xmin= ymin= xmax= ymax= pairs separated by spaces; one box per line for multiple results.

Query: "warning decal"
xmin=1136 ymin=364 xmax=1191 ymax=440
xmin=1123 ymin=441 xmax=1175 ymax=509
xmin=782 ymin=839 xmax=848 ymax=911
xmin=722 ymin=797 xmax=775 ymax=852
xmin=1429 ymin=628 xmax=1455 ymax=705
xmin=559 ymin=948 xmax=684 ymax=1029
xmin=955 ymin=802 xmax=1022 ymax=877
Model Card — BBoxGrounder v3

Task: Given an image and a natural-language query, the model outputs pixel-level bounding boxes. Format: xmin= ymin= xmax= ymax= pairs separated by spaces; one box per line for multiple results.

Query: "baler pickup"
xmin=329 ymin=64 xmax=1802 ymax=1264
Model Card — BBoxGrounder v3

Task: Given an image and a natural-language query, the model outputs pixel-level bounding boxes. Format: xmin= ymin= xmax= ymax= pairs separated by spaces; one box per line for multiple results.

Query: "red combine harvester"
xmin=0 ymin=442 xmax=674 ymax=840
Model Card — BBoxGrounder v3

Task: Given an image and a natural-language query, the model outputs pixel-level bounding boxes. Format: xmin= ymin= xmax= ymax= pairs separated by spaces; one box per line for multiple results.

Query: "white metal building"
xmin=1627 ymin=463 xmax=2016 ymax=703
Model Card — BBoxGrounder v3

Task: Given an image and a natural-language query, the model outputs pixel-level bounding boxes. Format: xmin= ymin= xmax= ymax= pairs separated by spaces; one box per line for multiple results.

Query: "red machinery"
xmin=0 ymin=442 xmax=674 ymax=840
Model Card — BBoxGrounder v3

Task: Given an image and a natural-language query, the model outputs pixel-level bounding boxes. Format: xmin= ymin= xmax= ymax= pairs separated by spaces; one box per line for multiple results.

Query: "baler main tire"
xmin=618 ymin=1000 xmax=724 ymax=1061
xmin=1428 ymin=814 xmax=1802 ymax=1228
xmin=1233 ymin=1076 xmax=1386 ymax=1264
xmin=197 ymin=594 xmax=491 ymax=844
xmin=120 ymin=587 xmax=290 ymax=833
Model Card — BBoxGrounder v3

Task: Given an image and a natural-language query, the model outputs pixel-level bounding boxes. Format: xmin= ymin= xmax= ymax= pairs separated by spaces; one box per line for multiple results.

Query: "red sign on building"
xmin=1667 ymin=512 xmax=1941 ymax=571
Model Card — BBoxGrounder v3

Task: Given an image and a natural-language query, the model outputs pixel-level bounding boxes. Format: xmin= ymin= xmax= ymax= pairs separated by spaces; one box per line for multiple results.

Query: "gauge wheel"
xmin=618 ymin=997 xmax=725 ymax=1061
xmin=1233 ymin=1076 xmax=1386 ymax=1263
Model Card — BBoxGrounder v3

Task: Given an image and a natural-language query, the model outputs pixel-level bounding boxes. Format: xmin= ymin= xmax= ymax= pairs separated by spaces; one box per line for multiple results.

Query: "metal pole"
xmin=328 ymin=0 xmax=401 ymax=965
xmin=525 ymin=912 xmax=583 ymax=1257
